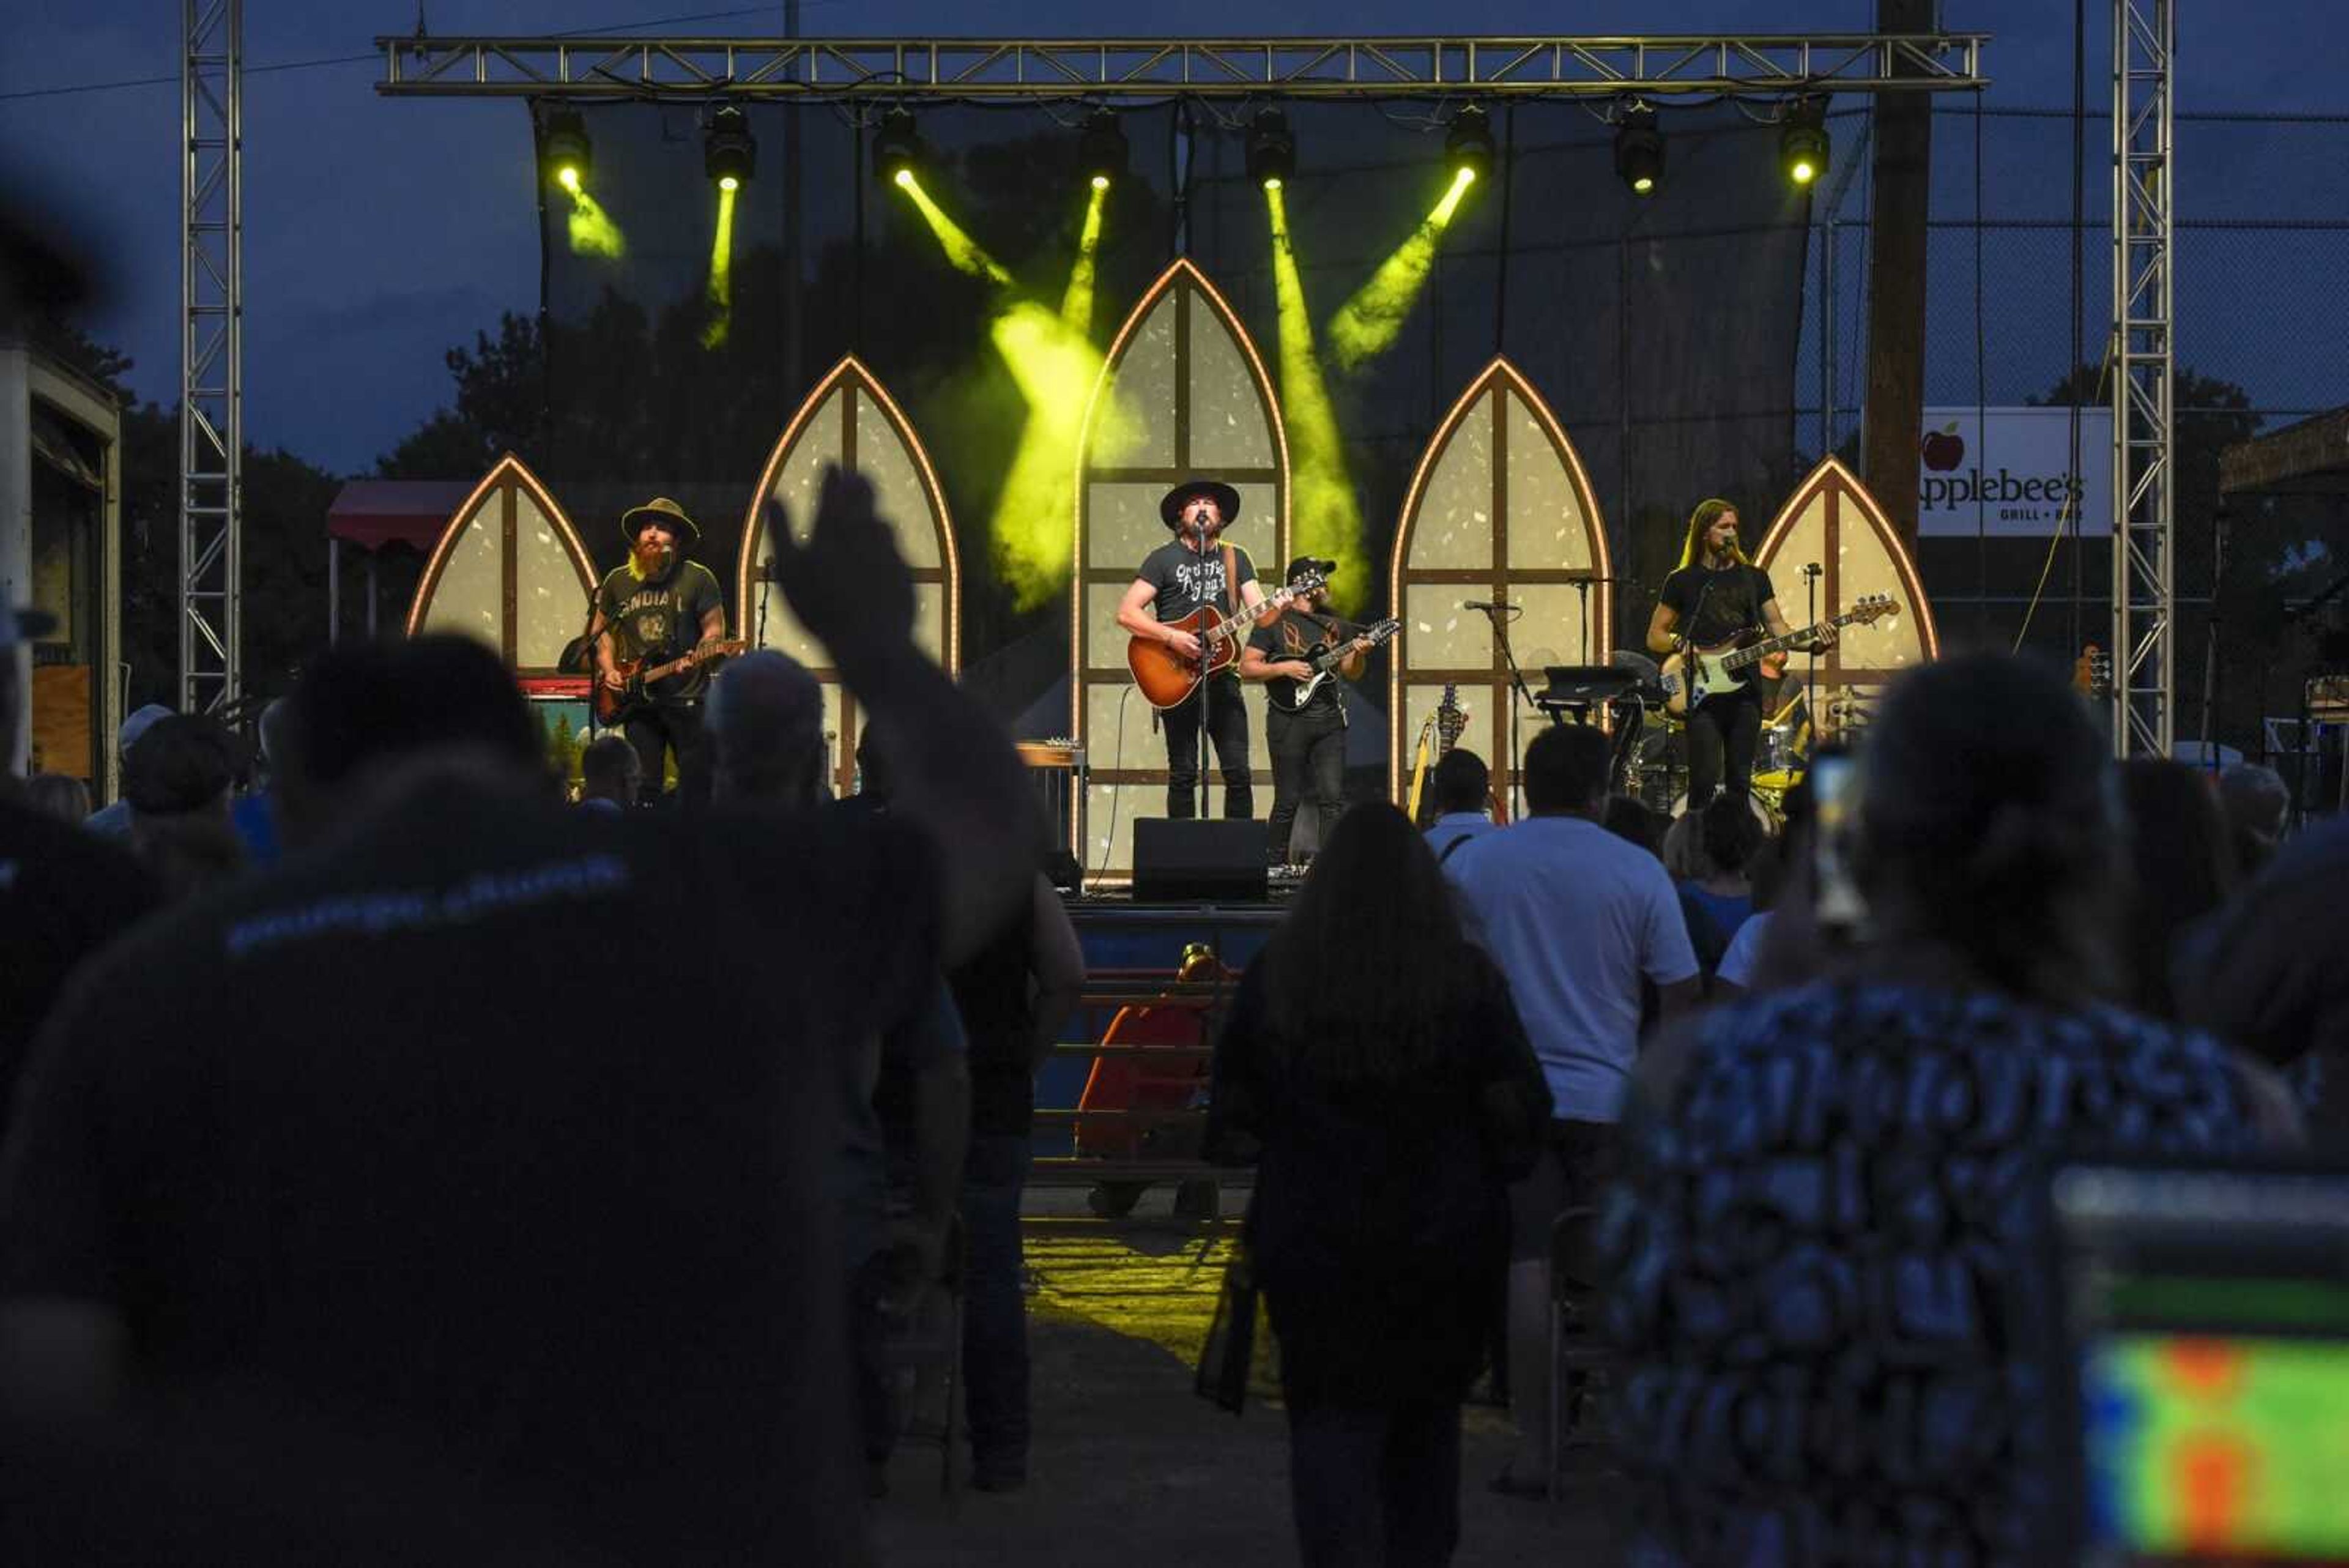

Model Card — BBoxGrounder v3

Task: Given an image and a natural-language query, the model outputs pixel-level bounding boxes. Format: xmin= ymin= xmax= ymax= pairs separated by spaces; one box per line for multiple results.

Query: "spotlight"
xmin=1245 ymin=109 xmax=1296 ymax=191
xmin=1614 ymin=105 xmax=1664 ymax=196
xmin=539 ymin=108 xmax=592 ymax=193
xmin=1078 ymin=108 xmax=1127 ymax=191
xmin=874 ymin=107 xmax=926 ymax=190
xmin=704 ymin=105 xmax=755 ymax=191
xmin=1444 ymin=105 xmax=1493 ymax=187
xmin=1780 ymin=97 xmax=1830 ymax=187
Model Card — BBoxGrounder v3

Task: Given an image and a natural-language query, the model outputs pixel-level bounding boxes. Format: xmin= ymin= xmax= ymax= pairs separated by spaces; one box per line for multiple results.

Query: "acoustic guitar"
xmin=1126 ymin=568 xmax=1326 ymax=710
xmin=596 ymin=638 xmax=748 ymax=726
xmin=1660 ymin=595 xmax=1895 ymax=717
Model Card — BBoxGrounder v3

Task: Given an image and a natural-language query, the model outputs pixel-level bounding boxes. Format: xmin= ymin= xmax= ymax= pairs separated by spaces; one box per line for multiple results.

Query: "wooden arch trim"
xmin=403 ymin=452 xmax=597 ymax=671
xmin=1753 ymin=454 xmax=1942 ymax=686
xmin=733 ymin=354 xmax=962 ymax=672
xmin=1387 ymin=356 xmax=1614 ymax=800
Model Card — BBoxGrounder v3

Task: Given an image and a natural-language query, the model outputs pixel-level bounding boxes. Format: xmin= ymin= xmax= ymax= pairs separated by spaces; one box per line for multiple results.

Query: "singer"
xmin=1115 ymin=478 xmax=1280 ymax=819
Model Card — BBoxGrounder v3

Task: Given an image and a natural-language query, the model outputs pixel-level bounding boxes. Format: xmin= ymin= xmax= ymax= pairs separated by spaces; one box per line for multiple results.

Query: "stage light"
xmin=1327 ymin=162 xmax=1474 ymax=373
xmin=1246 ymin=109 xmax=1296 ymax=191
xmin=540 ymin=108 xmax=592 ymax=193
xmin=705 ymin=105 xmax=755 ymax=191
xmin=875 ymin=107 xmax=925 ymax=190
xmin=1614 ymin=105 xmax=1664 ymax=196
xmin=1445 ymin=105 xmax=1493 ymax=188
xmin=1078 ymin=108 xmax=1127 ymax=191
xmin=1265 ymin=182 xmax=1368 ymax=611
xmin=1781 ymin=97 xmax=1829 ymax=187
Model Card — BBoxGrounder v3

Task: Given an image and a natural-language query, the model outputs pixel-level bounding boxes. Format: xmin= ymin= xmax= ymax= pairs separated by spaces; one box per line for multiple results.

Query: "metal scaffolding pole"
xmin=2112 ymin=0 xmax=2174 ymax=757
xmin=181 ymin=0 xmax=242 ymax=716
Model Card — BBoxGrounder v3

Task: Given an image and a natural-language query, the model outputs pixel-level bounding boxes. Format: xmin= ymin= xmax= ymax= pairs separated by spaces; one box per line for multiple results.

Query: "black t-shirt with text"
xmin=1658 ymin=562 xmax=1776 ymax=650
xmin=1137 ymin=539 xmax=1257 ymax=626
xmin=596 ymin=559 xmax=724 ymax=701
xmin=1249 ymin=610 xmax=1354 ymax=719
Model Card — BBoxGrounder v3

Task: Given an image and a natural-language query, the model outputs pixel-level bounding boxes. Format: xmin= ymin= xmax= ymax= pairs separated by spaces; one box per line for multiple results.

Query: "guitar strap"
xmin=1220 ymin=543 xmax=1239 ymax=619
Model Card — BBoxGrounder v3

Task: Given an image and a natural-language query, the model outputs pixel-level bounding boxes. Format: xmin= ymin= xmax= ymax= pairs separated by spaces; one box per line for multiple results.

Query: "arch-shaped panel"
xmin=1753 ymin=455 xmax=1942 ymax=737
xmin=1071 ymin=259 xmax=1290 ymax=880
xmin=1389 ymin=359 xmax=1612 ymax=809
xmin=405 ymin=453 xmax=597 ymax=674
xmin=736 ymin=356 xmax=961 ymax=798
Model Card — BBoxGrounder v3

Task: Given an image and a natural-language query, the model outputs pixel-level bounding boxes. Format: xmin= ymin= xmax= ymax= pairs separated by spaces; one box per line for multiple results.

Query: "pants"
xmin=622 ymin=700 xmax=708 ymax=806
xmin=1683 ymin=689 xmax=1761 ymax=810
xmin=1267 ymin=707 xmax=1347 ymax=863
xmin=959 ymin=1132 xmax=1031 ymax=1476
xmin=1162 ymin=672 xmax=1252 ymax=819
xmin=1286 ymin=1399 xmax=1464 ymax=1568
xmin=848 ymin=1249 xmax=896 ymax=1467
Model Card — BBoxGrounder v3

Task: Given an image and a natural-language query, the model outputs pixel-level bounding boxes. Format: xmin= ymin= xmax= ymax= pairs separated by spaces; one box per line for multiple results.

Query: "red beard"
xmin=631 ymin=542 xmax=675 ymax=578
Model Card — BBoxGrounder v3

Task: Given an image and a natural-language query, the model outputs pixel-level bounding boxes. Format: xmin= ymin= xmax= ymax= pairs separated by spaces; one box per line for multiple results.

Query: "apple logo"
xmin=1921 ymin=422 xmax=1964 ymax=472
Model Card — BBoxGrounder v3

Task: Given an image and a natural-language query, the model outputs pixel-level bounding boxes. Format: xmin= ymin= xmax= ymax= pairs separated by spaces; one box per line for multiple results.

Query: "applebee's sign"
xmin=1916 ymin=407 xmax=2112 ymax=538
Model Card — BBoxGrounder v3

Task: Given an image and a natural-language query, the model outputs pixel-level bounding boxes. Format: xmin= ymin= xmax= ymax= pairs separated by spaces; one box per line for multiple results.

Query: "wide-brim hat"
xmin=1159 ymin=479 xmax=1242 ymax=531
xmin=622 ymin=496 xmax=700 ymax=544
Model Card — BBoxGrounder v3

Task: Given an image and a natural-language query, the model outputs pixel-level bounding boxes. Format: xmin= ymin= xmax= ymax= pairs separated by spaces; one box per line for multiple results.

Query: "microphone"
xmin=1801 ymin=562 xmax=1824 ymax=580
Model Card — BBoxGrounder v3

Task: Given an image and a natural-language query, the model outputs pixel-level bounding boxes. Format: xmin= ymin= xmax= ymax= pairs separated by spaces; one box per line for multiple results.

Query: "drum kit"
xmin=1608 ymin=648 xmax=1822 ymax=824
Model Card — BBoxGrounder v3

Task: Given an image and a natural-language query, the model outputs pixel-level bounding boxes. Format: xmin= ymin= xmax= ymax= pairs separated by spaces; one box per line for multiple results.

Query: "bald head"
xmin=707 ymin=650 xmax=828 ymax=806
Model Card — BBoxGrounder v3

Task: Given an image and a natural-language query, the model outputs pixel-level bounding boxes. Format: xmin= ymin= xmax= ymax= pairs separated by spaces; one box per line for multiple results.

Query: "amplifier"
xmin=2307 ymin=675 xmax=2349 ymax=724
xmin=1017 ymin=737 xmax=1088 ymax=862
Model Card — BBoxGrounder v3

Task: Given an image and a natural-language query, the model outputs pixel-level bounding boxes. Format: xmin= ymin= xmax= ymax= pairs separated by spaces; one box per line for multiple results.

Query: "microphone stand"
xmin=1802 ymin=563 xmax=1823 ymax=751
xmin=1474 ymin=602 xmax=1539 ymax=820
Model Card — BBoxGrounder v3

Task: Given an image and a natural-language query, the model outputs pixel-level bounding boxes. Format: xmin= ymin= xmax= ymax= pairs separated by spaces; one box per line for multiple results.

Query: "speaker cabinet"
xmin=1131 ymin=818 xmax=1270 ymax=903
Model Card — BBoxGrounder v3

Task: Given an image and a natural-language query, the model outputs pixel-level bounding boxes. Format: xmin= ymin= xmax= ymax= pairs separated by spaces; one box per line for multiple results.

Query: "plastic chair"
xmin=1547 ymin=1205 xmax=1616 ymax=1501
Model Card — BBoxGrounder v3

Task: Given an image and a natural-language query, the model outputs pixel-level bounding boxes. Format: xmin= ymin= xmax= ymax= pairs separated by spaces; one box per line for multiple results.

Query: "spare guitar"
xmin=1660 ymin=594 xmax=1896 ymax=717
xmin=1406 ymin=683 xmax=1469 ymax=825
xmin=1127 ymin=567 xmax=1327 ymax=710
xmin=596 ymin=637 xmax=748 ymax=727
xmin=1288 ymin=619 xmax=1401 ymax=709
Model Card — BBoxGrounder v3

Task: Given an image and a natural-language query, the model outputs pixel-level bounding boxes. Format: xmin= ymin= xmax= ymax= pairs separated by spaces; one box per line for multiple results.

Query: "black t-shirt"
xmin=949 ymin=898 xmax=1042 ymax=1139
xmin=0 ymin=797 xmax=159 ymax=1132
xmin=1248 ymin=610 xmax=1353 ymax=718
xmin=1658 ymin=562 xmax=1776 ymax=650
xmin=596 ymin=559 xmax=724 ymax=700
xmin=1137 ymin=539 xmax=1257 ymax=626
xmin=0 ymin=778 xmax=930 ymax=1564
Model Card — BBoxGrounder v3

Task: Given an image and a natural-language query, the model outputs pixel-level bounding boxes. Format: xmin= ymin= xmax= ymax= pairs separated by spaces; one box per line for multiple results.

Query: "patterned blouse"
xmin=1605 ymin=979 xmax=2260 ymax=1567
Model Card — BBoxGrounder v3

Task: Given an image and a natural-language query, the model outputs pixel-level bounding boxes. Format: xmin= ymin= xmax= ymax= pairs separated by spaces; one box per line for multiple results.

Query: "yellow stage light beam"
xmin=898 ymin=174 xmax=1014 ymax=287
xmin=564 ymin=186 xmax=624 ymax=259
xmin=1060 ymin=180 xmax=1106 ymax=333
xmin=700 ymin=182 xmax=737 ymax=349
xmin=1265 ymin=184 xmax=1367 ymax=613
xmin=1326 ymin=168 xmax=1475 ymax=373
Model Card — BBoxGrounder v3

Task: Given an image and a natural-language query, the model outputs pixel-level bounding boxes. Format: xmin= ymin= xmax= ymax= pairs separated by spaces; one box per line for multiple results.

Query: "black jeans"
xmin=1683 ymin=689 xmax=1761 ymax=809
xmin=622 ymin=699 xmax=709 ymax=806
xmin=959 ymin=1132 xmax=1031 ymax=1476
xmin=1267 ymin=707 xmax=1346 ymax=863
xmin=1162 ymin=672 xmax=1253 ymax=819
xmin=1286 ymin=1399 xmax=1464 ymax=1567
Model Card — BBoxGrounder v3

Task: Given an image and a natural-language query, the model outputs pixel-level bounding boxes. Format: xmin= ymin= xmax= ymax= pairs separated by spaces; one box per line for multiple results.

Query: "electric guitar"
xmin=1406 ymin=684 xmax=1471 ymax=826
xmin=1127 ymin=568 xmax=1327 ymax=710
xmin=1286 ymin=619 xmax=1401 ymax=709
xmin=596 ymin=637 xmax=748 ymax=726
xmin=1660 ymin=595 xmax=1895 ymax=717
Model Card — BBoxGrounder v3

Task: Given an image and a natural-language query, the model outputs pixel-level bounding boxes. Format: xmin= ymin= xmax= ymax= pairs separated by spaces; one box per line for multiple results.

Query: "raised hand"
xmin=764 ymin=466 xmax=916 ymax=671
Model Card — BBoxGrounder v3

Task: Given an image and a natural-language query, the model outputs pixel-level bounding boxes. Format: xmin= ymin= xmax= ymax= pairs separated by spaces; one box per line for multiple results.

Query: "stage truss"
xmin=2112 ymin=0 xmax=2175 ymax=759
xmin=180 ymin=0 xmax=241 ymax=715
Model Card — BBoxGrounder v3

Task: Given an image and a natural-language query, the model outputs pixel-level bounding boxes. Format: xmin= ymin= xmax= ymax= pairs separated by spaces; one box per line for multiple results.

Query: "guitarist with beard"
xmin=1645 ymin=498 xmax=1833 ymax=811
xmin=1240 ymin=559 xmax=1367 ymax=866
xmin=588 ymin=497 xmax=729 ymax=805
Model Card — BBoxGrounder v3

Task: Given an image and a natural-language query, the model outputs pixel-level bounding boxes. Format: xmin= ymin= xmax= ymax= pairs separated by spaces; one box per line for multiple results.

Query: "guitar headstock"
xmin=2073 ymin=643 xmax=2113 ymax=699
xmin=1281 ymin=568 xmax=1328 ymax=601
xmin=1435 ymin=683 xmax=1469 ymax=750
xmin=1362 ymin=618 xmax=1402 ymax=646
xmin=1847 ymin=593 xmax=1898 ymax=626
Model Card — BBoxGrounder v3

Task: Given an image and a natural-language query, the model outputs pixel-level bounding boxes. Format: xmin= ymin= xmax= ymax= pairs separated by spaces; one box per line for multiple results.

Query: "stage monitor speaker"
xmin=1132 ymin=819 xmax=1269 ymax=903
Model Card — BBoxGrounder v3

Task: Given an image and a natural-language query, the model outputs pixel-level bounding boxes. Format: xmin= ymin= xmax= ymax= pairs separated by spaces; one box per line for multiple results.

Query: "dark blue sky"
xmin=3 ymin=1 xmax=2340 ymax=475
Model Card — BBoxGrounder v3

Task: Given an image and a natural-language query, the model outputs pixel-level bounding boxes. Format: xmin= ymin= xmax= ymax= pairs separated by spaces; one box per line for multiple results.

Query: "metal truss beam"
xmin=374 ymin=33 xmax=1989 ymax=100
xmin=182 ymin=0 xmax=242 ymax=716
xmin=2112 ymin=0 xmax=2173 ymax=757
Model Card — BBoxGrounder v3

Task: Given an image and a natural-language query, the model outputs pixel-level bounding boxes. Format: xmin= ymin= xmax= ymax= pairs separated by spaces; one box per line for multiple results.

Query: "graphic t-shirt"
xmin=1658 ymin=561 xmax=1777 ymax=652
xmin=1249 ymin=610 xmax=1353 ymax=718
xmin=596 ymin=559 xmax=724 ymax=701
xmin=1137 ymin=539 xmax=1256 ymax=626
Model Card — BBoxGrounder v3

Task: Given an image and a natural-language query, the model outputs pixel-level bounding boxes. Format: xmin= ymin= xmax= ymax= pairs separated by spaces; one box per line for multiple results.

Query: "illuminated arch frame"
xmin=735 ymin=355 xmax=963 ymax=796
xmin=1069 ymin=258 xmax=1292 ymax=868
xmin=1751 ymin=455 xmax=1943 ymax=702
xmin=403 ymin=451 xmax=598 ymax=671
xmin=1387 ymin=357 xmax=1614 ymax=805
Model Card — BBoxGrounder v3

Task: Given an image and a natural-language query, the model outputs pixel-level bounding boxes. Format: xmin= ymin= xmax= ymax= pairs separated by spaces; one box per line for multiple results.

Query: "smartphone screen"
xmin=1809 ymin=751 xmax=1868 ymax=933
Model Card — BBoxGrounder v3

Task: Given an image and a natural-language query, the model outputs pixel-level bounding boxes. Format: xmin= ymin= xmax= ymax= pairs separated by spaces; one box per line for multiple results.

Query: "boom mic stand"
xmin=1473 ymin=601 xmax=1538 ymax=820
xmin=1802 ymin=562 xmax=1824 ymax=750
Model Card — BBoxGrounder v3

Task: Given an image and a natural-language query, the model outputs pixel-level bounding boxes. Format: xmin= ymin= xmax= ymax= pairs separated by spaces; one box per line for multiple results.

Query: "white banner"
xmin=1916 ymin=406 xmax=2111 ymax=537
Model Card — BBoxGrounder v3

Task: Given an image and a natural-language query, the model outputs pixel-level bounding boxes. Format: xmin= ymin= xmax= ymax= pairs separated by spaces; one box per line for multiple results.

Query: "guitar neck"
xmin=1721 ymin=611 xmax=1855 ymax=672
xmin=1206 ymin=590 xmax=1296 ymax=645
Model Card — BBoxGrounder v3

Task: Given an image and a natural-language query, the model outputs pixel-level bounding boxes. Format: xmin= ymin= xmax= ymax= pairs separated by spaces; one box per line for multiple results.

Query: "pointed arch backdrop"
xmin=735 ymin=356 xmax=961 ymax=798
xmin=1751 ymin=455 xmax=1942 ymax=736
xmin=1389 ymin=359 xmax=1612 ymax=808
xmin=405 ymin=453 xmax=598 ymax=674
xmin=1071 ymin=259 xmax=1291 ymax=880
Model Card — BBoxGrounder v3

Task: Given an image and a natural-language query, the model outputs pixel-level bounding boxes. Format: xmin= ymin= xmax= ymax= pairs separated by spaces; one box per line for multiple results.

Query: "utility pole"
xmin=1863 ymin=0 xmax=1937 ymax=559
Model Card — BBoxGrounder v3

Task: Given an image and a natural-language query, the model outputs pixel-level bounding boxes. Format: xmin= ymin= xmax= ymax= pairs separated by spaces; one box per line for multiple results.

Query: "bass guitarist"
xmin=1114 ymin=479 xmax=1280 ymax=819
xmin=1240 ymin=559 xmax=1367 ymax=866
xmin=588 ymin=497 xmax=728 ymax=805
xmin=1644 ymin=498 xmax=1833 ymax=810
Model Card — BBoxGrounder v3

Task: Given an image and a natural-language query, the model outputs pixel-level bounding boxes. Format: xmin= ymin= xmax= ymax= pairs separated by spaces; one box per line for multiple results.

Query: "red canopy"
xmin=327 ymin=480 xmax=478 ymax=553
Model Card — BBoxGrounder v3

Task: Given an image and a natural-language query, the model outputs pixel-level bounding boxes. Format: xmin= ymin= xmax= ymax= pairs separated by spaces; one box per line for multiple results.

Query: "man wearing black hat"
xmin=587 ymin=497 xmax=728 ymax=805
xmin=1241 ymin=560 xmax=1362 ymax=864
xmin=1113 ymin=479 xmax=1277 ymax=819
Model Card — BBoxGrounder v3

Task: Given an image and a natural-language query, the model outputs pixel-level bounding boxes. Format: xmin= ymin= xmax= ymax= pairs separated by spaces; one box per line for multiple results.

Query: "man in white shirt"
xmin=1443 ymin=723 xmax=1700 ymax=1492
xmin=1422 ymin=748 xmax=1499 ymax=865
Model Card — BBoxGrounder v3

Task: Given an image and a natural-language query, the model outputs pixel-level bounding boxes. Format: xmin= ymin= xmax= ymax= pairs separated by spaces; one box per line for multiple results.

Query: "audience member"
xmin=22 ymin=773 xmax=88 ymax=825
xmin=80 ymin=702 xmax=174 ymax=837
xmin=229 ymin=697 xmax=286 ymax=868
xmin=1207 ymin=803 xmax=1549 ymax=1566
xmin=1600 ymin=793 xmax=1665 ymax=860
xmin=0 ymin=470 xmax=1041 ymax=1563
xmin=1710 ymin=813 xmax=1794 ymax=997
xmin=577 ymin=733 xmax=641 ymax=812
xmin=1606 ymin=653 xmax=2287 ymax=1566
xmin=2216 ymin=760 xmax=2289 ymax=879
xmin=1423 ymin=749 xmax=1497 ymax=863
xmin=1680 ymin=795 xmax=1761 ymax=944
xmin=2117 ymin=757 xmax=2236 ymax=1020
xmin=121 ymin=713 xmax=246 ymax=900
xmin=1442 ymin=724 xmax=1699 ymax=1494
